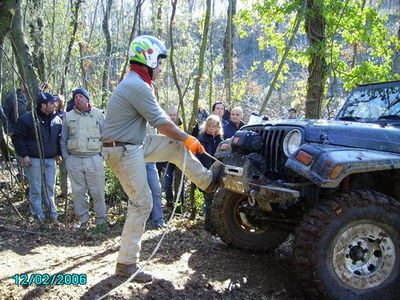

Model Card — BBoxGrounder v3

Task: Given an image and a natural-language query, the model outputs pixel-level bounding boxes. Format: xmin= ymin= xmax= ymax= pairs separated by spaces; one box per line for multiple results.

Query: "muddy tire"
xmin=294 ymin=189 xmax=400 ymax=299
xmin=211 ymin=188 xmax=289 ymax=251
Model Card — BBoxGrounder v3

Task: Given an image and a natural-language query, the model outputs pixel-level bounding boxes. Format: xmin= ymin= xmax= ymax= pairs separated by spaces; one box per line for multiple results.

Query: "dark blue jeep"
xmin=212 ymin=80 xmax=400 ymax=299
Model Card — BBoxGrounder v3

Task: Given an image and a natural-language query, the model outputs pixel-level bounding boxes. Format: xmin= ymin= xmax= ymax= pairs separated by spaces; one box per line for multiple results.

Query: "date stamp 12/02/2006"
xmin=12 ymin=273 xmax=87 ymax=286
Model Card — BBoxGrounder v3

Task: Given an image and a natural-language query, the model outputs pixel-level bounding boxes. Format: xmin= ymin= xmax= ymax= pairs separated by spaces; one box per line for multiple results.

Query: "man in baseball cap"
xmin=12 ymin=92 xmax=63 ymax=224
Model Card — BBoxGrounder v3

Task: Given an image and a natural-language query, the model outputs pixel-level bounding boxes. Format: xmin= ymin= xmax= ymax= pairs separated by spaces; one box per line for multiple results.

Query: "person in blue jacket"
xmin=197 ymin=115 xmax=224 ymax=233
xmin=223 ymin=106 xmax=245 ymax=139
xmin=12 ymin=92 xmax=62 ymax=223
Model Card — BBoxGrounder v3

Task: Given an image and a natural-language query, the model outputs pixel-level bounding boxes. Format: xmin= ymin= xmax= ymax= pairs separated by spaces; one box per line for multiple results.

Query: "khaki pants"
xmin=102 ymin=134 xmax=212 ymax=264
xmin=66 ymin=154 xmax=107 ymax=224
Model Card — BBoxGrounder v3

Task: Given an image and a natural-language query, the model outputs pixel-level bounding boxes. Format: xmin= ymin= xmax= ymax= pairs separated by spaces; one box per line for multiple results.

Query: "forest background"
xmin=0 ymin=0 xmax=400 ymax=131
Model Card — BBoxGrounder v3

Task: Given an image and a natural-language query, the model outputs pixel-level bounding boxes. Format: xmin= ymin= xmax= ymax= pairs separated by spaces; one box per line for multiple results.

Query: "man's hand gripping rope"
xmin=184 ymin=135 xmax=205 ymax=155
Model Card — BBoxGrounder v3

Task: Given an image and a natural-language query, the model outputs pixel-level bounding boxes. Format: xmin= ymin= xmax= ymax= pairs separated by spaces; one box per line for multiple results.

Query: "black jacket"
xmin=197 ymin=132 xmax=222 ymax=169
xmin=12 ymin=110 xmax=62 ymax=158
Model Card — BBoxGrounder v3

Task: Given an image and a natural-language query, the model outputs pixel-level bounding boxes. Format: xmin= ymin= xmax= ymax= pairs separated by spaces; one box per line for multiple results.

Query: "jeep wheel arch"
xmin=294 ymin=189 xmax=400 ymax=299
xmin=211 ymin=187 xmax=290 ymax=251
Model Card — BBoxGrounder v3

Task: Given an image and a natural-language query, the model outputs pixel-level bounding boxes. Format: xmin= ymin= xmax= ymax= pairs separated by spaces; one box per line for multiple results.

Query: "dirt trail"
xmin=0 ymin=213 xmax=303 ymax=299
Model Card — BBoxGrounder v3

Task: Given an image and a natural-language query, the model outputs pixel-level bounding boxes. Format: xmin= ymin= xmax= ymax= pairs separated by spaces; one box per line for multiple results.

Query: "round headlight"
xmin=283 ymin=129 xmax=302 ymax=157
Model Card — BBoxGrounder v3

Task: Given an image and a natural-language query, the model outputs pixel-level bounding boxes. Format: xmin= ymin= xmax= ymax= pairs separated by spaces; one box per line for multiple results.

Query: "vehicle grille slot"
xmin=261 ymin=128 xmax=285 ymax=173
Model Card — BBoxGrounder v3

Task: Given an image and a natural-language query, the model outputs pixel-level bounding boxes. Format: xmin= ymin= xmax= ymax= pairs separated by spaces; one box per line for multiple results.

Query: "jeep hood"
xmin=245 ymin=119 xmax=400 ymax=153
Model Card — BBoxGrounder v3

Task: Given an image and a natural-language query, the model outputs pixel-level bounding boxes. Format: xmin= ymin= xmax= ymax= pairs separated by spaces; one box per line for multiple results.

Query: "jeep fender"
xmin=286 ymin=143 xmax=400 ymax=188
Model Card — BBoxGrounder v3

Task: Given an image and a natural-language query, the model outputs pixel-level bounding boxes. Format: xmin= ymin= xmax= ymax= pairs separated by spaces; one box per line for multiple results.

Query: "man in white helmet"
xmin=101 ymin=35 xmax=223 ymax=282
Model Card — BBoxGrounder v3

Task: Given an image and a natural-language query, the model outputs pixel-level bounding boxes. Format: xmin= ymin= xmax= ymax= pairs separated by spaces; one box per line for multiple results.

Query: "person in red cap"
xmin=101 ymin=35 xmax=224 ymax=282
xmin=12 ymin=92 xmax=62 ymax=223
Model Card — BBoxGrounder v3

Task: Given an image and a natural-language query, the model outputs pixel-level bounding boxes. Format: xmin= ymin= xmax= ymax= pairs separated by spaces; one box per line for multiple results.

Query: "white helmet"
xmin=128 ymin=35 xmax=167 ymax=69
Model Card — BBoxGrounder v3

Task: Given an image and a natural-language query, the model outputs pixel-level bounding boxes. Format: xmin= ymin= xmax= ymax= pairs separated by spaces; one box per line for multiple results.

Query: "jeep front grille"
xmin=255 ymin=128 xmax=287 ymax=175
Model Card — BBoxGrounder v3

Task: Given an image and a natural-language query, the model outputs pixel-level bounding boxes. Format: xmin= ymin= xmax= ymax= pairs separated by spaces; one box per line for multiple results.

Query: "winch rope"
xmin=203 ymin=151 xmax=226 ymax=166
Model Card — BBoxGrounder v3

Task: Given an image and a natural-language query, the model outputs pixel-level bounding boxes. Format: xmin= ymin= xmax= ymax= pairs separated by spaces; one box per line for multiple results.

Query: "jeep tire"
xmin=211 ymin=187 xmax=290 ymax=251
xmin=294 ymin=189 xmax=400 ymax=299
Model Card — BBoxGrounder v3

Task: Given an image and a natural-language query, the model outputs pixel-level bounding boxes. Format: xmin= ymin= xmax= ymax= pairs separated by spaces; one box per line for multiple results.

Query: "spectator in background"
xmin=2 ymin=83 xmax=28 ymax=137
xmin=55 ymin=94 xmax=66 ymax=120
xmin=12 ymin=92 xmax=62 ymax=223
xmin=197 ymin=115 xmax=223 ymax=233
xmin=288 ymin=108 xmax=297 ymax=119
xmin=54 ymin=94 xmax=68 ymax=198
xmin=164 ymin=107 xmax=185 ymax=209
xmin=211 ymin=101 xmax=228 ymax=126
xmin=60 ymin=88 xmax=107 ymax=231
xmin=189 ymin=107 xmax=209 ymax=212
xmin=192 ymin=107 xmax=208 ymax=138
xmin=146 ymin=162 xmax=165 ymax=228
xmin=223 ymin=106 xmax=245 ymax=139
xmin=0 ymin=107 xmax=11 ymax=160
xmin=146 ymin=125 xmax=165 ymax=229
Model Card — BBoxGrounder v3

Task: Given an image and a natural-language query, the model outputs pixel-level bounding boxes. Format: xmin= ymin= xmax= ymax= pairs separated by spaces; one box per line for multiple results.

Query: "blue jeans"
xmin=146 ymin=163 xmax=164 ymax=226
xmin=164 ymin=163 xmax=184 ymax=206
xmin=24 ymin=158 xmax=58 ymax=220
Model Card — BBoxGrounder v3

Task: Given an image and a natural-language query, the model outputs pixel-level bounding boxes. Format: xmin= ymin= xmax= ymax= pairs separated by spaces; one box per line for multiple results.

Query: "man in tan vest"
xmin=60 ymin=88 xmax=107 ymax=230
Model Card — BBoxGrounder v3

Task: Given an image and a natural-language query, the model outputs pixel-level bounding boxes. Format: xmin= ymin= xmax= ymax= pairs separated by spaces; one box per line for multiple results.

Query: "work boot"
xmin=115 ymin=263 xmax=153 ymax=282
xmin=204 ymin=161 xmax=224 ymax=193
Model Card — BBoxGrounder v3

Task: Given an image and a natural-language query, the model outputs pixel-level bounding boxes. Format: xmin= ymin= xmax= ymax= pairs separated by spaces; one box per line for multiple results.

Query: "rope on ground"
xmin=97 ymin=150 xmax=189 ymax=300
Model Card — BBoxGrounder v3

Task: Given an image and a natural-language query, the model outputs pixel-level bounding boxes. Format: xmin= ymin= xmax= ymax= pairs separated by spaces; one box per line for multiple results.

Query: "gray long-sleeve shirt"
xmin=101 ymin=72 xmax=168 ymax=145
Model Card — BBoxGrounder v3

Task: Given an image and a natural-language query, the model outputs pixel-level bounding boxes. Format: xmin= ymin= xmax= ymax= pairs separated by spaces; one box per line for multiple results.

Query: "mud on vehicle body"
xmin=211 ymin=80 xmax=400 ymax=299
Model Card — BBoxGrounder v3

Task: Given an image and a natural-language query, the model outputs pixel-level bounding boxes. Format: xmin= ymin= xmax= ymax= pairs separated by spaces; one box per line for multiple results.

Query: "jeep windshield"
xmin=336 ymin=83 xmax=400 ymax=123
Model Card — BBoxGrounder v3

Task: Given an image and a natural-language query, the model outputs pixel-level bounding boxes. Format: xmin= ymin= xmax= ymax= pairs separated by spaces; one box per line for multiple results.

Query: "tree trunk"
xmin=223 ymin=0 xmax=236 ymax=106
xmin=0 ymin=20 xmax=10 ymax=160
xmin=10 ymin=0 xmax=39 ymax=107
xmin=61 ymin=0 xmax=83 ymax=95
xmin=305 ymin=0 xmax=326 ymax=119
xmin=259 ymin=1 xmax=306 ymax=115
xmin=350 ymin=0 xmax=366 ymax=69
xmin=188 ymin=0 xmax=211 ymax=132
xmin=156 ymin=0 xmax=163 ymax=37
xmin=0 ymin=0 xmax=16 ymax=47
xmin=169 ymin=0 xmax=188 ymax=131
xmin=208 ymin=0 xmax=216 ymax=111
xmin=48 ymin=0 xmax=56 ymax=86
xmin=101 ymin=0 xmax=113 ymax=107
xmin=119 ymin=0 xmax=144 ymax=82
xmin=29 ymin=0 xmax=46 ymax=82
xmin=151 ymin=0 xmax=163 ymax=37
xmin=78 ymin=42 xmax=89 ymax=89
xmin=88 ymin=0 xmax=101 ymax=43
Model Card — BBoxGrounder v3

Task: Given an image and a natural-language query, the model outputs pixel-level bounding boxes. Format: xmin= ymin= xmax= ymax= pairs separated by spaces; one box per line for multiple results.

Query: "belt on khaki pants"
xmin=102 ymin=141 xmax=132 ymax=147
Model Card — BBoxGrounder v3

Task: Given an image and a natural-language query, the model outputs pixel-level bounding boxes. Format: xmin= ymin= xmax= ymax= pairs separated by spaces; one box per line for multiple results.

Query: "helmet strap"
xmin=148 ymin=66 xmax=154 ymax=80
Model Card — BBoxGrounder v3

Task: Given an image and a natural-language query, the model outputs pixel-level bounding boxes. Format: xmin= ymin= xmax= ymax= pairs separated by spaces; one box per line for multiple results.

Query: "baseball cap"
xmin=37 ymin=92 xmax=56 ymax=105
